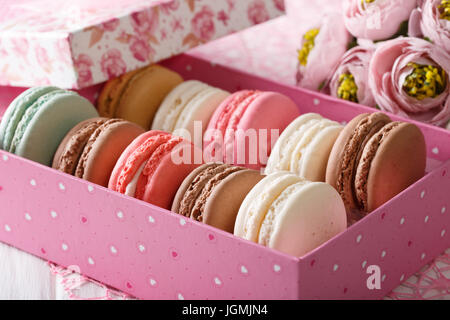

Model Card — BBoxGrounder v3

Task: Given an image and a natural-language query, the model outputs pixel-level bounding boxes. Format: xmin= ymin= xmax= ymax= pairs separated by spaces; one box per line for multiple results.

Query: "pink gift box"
xmin=0 ymin=0 xmax=284 ymax=89
xmin=0 ymin=53 xmax=449 ymax=299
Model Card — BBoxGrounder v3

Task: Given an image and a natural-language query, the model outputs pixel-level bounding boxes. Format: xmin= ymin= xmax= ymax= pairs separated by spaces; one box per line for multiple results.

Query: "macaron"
xmin=0 ymin=87 xmax=98 ymax=166
xmin=97 ymin=65 xmax=183 ymax=130
xmin=109 ymin=131 xmax=203 ymax=210
xmin=52 ymin=118 xmax=145 ymax=187
xmin=172 ymin=163 xmax=264 ymax=233
xmin=326 ymin=112 xmax=426 ymax=218
xmin=265 ymin=113 xmax=343 ymax=181
xmin=152 ymin=80 xmax=230 ymax=146
xmin=204 ymin=90 xmax=300 ymax=170
xmin=234 ymin=172 xmax=347 ymax=257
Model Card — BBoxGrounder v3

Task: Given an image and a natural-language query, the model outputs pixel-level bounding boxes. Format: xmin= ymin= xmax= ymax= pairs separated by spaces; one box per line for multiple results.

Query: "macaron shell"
xmin=204 ymin=169 xmax=264 ymax=233
xmin=15 ymin=92 xmax=98 ymax=166
xmin=173 ymin=88 xmax=230 ymax=145
xmin=326 ymin=112 xmax=391 ymax=210
xmin=235 ymin=172 xmax=303 ymax=242
xmin=265 ymin=113 xmax=322 ymax=174
xmin=260 ymin=182 xmax=347 ymax=257
xmin=141 ymin=140 xmax=203 ymax=210
xmin=152 ymin=80 xmax=209 ymax=132
xmin=233 ymin=92 xmax=300 ymax=170
xmin=357 ymin=122 xmax=426 ymax=212
xmin=52 ymin=118 xmax=108 ymax=174
xmin=115 ymin=65 xmax=183 ymax=129
xmin=0 ymin=86 xmax=58 ymax=150
xmin=97 ymin=69 xmax=142 ymax=118
xmin=76 ymin=120 xmax=145 ymax=187
xmin=171 ymin=163 xmax=221 ymax=214
xmin=108 ymin=130 xmax=169 ymax=191
xmin=291 ymin=123 xmax=343 ymax=182
xmin=203 ymin=90 xmax=256 ymax=159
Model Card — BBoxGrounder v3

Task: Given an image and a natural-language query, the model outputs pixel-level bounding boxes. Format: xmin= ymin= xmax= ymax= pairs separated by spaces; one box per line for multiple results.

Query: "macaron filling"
xmin=115 ymin=133 xmax=171 ymax=193
xmin=354 ymin=122 xmax=402 ymax=211
xmin=125 ymin=162 xmax=146 ymax=197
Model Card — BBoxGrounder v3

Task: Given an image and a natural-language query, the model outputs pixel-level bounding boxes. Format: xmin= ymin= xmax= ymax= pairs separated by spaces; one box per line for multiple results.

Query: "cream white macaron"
xmin=152 ymin=80 xmax=229 ymax=146
xmin=234 ymin=172 xmax=347 ymax=257
xmin=265 ymin=113 xmax=343 ymax=182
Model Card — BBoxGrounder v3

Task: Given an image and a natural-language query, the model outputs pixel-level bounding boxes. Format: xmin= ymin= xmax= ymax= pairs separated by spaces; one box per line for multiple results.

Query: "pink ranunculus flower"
xmin=75 ymin=54 xmax=94 ymax=87
xmin=192 ymin=6 xmax=216 ymax=42
xmin=409 ymin=0 xmax=450 ymax=52
xmin=131 ymin=7 xmax=159 ymax=36
xmin=343 ymin=0 xmax=417 ymax=41
xmin=369 ymin=37 xmax=450 ymax=126
xmin=296 ymin=13 xmax=352 ymax=91
xmin=329 ymin=45 xmax=376 ymax=107
xmin=248 ymin=0 xmax=270 ymax=25
xmin=129 ymin=36 xmax=154 ymax=62
xmin=100 ymin=49 xmax=127 ymax=79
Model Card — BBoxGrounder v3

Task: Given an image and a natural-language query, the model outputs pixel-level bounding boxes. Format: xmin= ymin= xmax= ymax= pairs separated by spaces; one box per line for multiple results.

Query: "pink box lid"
xmin=0 ymin=0 xmax=284 ymax=89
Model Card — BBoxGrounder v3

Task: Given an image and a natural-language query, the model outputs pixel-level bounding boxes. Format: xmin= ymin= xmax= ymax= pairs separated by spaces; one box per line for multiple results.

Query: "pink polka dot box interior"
xmin=0 ymin=0 xmax=449 ymax=300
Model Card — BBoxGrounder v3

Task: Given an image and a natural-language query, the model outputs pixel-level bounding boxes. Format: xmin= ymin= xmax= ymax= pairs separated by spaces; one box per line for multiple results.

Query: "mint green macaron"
xmin=0 ymin=86 xmax=99 ymax=166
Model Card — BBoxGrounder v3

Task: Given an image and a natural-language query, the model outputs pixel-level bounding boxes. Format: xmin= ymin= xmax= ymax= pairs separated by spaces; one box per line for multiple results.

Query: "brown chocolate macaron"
xmin=172 ymin=163 xmax=264 ymax=233
xmin=326 ymin=113 xmax=426 ymax=219
xmin=53 ymin=117 xmax=145 ymax=187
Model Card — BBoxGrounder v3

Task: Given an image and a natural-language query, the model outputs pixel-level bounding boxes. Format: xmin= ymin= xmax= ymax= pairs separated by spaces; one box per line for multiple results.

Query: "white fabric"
xmin=0 ymin=242 xmax=128 ymax=300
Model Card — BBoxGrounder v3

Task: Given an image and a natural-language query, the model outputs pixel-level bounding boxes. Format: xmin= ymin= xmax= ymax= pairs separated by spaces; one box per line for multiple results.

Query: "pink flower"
xmin=273 ymin=0 xmax=285 ymax=11
xmin=296 ymin=13 xmax=352 ymax=91
xmin=192 ymin=6 xmax=216 ymax=42
xmin=343 ymin=0 xmax=417 ymax=41
xmin=328 ymin=45 xmax=376 ymax=107
xmin=409 ymin=0 xmax=450 ymax=52
xmin=102 ymin=18 xmax=120 ymax=32
xmin=369 ymin=37 xmax=450 ymax=126
xmin=160 ymin=0 xmax=180 ymax=15
xmin=100 ymin=49 xmax=127 ymax=79
xmin=131 ymin=7 xmax=159 ymax=36
xmin=248 ymin=0 xmax=270 ymax=25
xmin=129 ymin=37 xmax=154 ymax=62
xmin=75 ymin=54 xmax=94 ymax=87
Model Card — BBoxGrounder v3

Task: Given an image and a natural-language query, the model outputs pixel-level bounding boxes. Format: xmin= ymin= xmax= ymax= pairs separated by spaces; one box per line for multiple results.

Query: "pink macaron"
xmin=109 ymin=131 xmax=203 ymax=210
xmin=203 ymin=90 xmax=300 ymax=170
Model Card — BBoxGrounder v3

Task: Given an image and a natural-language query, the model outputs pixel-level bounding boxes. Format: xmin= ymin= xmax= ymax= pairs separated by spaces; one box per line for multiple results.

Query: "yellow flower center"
xmin=337 ymin=73 xmax=358 ymax=103
xmin=298 ymin=28 xmax=320 ymax=67
xmin=403 ymin=63 xmax=447 ymax=100
xmin=439 ymin=0 xmax=450 ymax=21
xmin=361 ymin=0 xmax=375 ymax=9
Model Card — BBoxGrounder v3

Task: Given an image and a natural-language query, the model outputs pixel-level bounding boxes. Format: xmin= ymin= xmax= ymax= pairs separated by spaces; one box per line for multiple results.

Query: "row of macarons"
xmin=0 ymin=67 xmax=427 ymax=216
xmin=0 ymin=74 xmax=426 ymax=256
